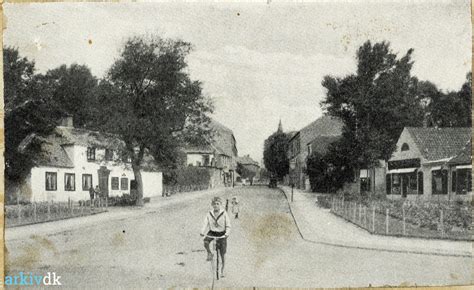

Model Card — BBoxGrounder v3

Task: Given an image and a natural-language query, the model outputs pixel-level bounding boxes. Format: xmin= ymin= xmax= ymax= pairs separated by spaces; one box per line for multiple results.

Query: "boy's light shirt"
xmin=201 ymin=209 xmax=231 ymax=235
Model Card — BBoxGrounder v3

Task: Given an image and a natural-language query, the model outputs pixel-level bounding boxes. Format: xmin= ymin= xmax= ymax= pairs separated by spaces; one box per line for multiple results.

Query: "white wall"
xmin=389 ymin=129 xmax=426 ymax=162
xmin=142 ymin=171 xmax=163 ymax=198
xmin=27 ymin=144 xmax=162 ymax=202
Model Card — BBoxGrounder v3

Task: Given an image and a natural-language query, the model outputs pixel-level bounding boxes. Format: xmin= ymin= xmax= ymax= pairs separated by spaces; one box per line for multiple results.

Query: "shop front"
xmin=386 ymin=158 xmax=423 ymax=198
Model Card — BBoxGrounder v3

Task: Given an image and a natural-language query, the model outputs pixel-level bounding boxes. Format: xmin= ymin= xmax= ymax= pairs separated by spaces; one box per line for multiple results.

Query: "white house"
xmin=183 ymin=119 xmax=238 ymax=187
xmin=387 ymin=127 xmax=471 ymax=201
xmin=16 ymin=117 xmax=163 ymax=202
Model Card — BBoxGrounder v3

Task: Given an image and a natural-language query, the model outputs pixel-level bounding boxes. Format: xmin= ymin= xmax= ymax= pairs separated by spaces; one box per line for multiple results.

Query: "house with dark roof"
xmin=16 ymin=117 xmax=163 ymax=202
xmin=183 ymin=119 xmax=238 ymax=187
xmin=387 ymin=127 xmax=471 ymax=200
xmin=287 ymin=116 xmax=343 ymax=189
xmin=446 ymin=140 xmax=472 ymax=195
xmin=236 ymin=155 xmax=260 ymax=184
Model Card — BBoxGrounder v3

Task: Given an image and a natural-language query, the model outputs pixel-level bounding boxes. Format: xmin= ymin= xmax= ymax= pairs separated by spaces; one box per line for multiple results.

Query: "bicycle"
xmin=203 ymin=235 xmax=226 ymax=286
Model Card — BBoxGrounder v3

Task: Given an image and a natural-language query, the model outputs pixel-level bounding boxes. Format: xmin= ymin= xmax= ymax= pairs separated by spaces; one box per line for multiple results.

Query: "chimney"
xmin=422 ymin=112 xmax=431 ymax=128
xmin=60 ymin=116 xmax=74 ymax=128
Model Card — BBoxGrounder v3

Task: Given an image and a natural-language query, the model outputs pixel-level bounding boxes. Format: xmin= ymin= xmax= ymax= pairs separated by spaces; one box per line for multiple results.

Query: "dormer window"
xmin=87 ymin=147 xmax=96 ymax=161
xmin=401 ymin=143 xmax=409 ymax=151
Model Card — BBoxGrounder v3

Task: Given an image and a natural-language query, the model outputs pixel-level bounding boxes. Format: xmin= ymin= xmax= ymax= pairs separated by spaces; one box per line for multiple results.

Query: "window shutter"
xmin=386 ymin=174 xmax=391 ymax=195
xmin=418 ymin=171 xmax=423 ymax=195
xmin=452 ymin=171 xmax=457 ymax=193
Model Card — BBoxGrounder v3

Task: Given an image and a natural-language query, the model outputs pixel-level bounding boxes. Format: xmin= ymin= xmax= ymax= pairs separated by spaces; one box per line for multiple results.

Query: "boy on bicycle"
xmin=200 ymin=197 xmax=231 ymax=277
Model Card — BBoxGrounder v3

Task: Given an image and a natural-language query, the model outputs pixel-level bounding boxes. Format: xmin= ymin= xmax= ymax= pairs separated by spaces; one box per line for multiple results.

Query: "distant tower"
xmin=277 ymin=119 xmax=283 ymax=133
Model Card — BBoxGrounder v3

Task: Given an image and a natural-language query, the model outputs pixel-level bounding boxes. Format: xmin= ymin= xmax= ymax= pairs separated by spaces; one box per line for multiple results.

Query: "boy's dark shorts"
xmin=204 ymin=231 xmax=227 ymax=255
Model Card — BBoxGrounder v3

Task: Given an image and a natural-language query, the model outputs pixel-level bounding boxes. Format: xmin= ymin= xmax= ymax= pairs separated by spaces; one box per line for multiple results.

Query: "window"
xmin=360 ymin=178 xmax=371 ymax=192
xmin=130 ymin=180 xmax=138 ymax=190
xmin=401 ymin=143 xmax=410 ymax=151
xmin=45 ymin=172 xmax=57 ymax=191
xmin=432 ymin=170 xmax=448 ymax=195
xmin=386 ymin=174 xmax=391 ymax=195
xmin=111 ymin=177 xmax=119 ymax=190
xmin=408 ymin=172 xmax=417 ymax=194
xmin=87 ymin=147 xmax=96 ymax=161
xmin=121 ymin=178 xmax=129 ymax=190
xmin=391 ymin=174 xmax=401 ymax=194
xmin=64 ymin=173 xmax=75 ymax=191
xmin=82 ymin=174 xmax=93 ymax=191
xmin=456 ymin=169 xmax=472 ymax=194
xmin=105 ymin=149 xmax=114 ymax=161
xmin=203 ymin=155 xmax=210 ymax=166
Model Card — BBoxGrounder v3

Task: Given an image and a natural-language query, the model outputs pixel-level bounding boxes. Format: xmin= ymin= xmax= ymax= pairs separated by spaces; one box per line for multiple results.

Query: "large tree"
xmin=97 ymin=35 xmax=212 ymax=205
xmin=426 ymin=72 xmax=472 ymax=127
xmin=263 ymin=131 xmax=290 ymax=180
xmin=4 ymin=47 xmax=63 ymax=183
xmin=43 ymin=64 xmax=99 ymax=128
xmin=321 ymin=41 xmax=425 ymax=169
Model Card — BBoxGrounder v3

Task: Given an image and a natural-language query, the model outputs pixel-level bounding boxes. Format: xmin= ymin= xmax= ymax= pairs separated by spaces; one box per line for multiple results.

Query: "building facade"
xmin=183 ymin=119 xmax=238 ymax=187
xmin=287 ymin=116 xmax=343 ymax=190
xmin=386 ymin=127 xmax=471 ymax=200
xmin=15 ymin=118 xmax=163 ymax=202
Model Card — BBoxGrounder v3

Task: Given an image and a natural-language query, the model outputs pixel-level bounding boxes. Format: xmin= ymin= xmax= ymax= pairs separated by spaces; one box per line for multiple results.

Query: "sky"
xmin=4 ymin=0 xmax=472 ymax=163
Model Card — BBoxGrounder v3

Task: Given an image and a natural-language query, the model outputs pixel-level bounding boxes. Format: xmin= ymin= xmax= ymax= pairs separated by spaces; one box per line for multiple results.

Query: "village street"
xmin=5 ymin=186 xmax=472 ymax=289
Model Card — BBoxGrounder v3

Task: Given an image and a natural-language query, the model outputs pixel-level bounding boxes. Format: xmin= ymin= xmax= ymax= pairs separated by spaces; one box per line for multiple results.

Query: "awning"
xmin=430 ymin=166 xmax=442 ymax=171
xmin=456 ymin=164 xmax=472 ymax=169
xmin=387 ymin=168 xmax=417 ymax=174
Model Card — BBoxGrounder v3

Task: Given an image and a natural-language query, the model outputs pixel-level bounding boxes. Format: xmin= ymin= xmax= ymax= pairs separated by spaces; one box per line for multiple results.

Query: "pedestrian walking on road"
xmin=230 ymin=196 xmax=240 ymax=219
xmin=89 ymin=186 xmax=95 ymax=206
xmin=94 ymin=185 xmax=101 ymax=206
xmin=200 ymin=196 xmax=231 ymax=278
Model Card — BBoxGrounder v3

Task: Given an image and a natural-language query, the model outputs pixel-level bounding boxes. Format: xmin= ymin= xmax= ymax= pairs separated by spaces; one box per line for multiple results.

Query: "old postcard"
xmin=2 ymin=0 xmax=472 ymax=289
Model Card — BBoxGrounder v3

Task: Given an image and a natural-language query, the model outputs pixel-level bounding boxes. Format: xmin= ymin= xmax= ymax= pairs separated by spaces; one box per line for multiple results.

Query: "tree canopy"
xmin=425 ymin=72 xmax=472 ymax=127
xmin=43 ymin=64 xmax=99 ymax=128
xmin=263 ymin=131 xmax=290 ymax=180
xmin=96 ymin=35 xmax=213 ymax=204
xmin=4 ymin=47 xmax=64 ymax=182
xmin=321 ymin=41 xmax=425 ymax=168
xmin=319 ymin=40 xmax=471 ymax=192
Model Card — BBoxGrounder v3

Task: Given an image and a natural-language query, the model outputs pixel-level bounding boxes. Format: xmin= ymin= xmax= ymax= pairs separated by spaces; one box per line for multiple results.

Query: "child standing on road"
xmin=230 ymin=196 xmax=240 ymax=219
xmin=200 ymin=197 xmax=231 ymax=278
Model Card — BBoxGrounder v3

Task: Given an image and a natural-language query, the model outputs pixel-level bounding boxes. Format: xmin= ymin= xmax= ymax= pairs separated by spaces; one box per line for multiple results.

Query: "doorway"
xmin=98 ymin=166 xmax=110 ymax=197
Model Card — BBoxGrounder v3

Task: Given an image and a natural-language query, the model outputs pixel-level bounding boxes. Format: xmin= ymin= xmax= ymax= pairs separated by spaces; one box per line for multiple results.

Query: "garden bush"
xmin=163 ymin=167 xmax=211 ymax=187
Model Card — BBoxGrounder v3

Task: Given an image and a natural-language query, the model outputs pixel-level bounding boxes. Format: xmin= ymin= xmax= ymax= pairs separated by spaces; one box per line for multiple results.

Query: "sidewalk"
xmin=280 ymin=186 xmax=472 ymax=257
xmin=6 ymin=187 xmax=224 ymax=242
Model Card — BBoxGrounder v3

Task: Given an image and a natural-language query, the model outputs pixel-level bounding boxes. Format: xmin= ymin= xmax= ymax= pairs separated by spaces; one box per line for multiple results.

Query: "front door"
xmin=98 ymin=166 xmax=110 ymax=197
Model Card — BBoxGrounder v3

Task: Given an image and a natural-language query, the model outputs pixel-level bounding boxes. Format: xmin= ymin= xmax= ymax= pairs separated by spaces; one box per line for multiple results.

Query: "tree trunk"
xmin=131 ymin=162 xmax=144 ymax=206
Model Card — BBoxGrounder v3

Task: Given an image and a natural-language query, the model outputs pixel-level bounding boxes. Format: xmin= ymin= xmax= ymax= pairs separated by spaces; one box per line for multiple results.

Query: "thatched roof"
xmin=19 ymin=126 xmax=160 ymax=171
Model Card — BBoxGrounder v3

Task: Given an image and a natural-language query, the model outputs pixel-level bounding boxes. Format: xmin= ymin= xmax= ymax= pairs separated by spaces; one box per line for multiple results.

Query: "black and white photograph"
xmin=3 ymin=0 xmax=472 ymax=289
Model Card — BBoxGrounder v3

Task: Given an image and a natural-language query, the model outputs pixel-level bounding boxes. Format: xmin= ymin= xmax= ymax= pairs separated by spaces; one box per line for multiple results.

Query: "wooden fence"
xmin=5 ymin=198 xmax=108 ymax=228
xmin=330 ymin=197 xmax=472 ymax=241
